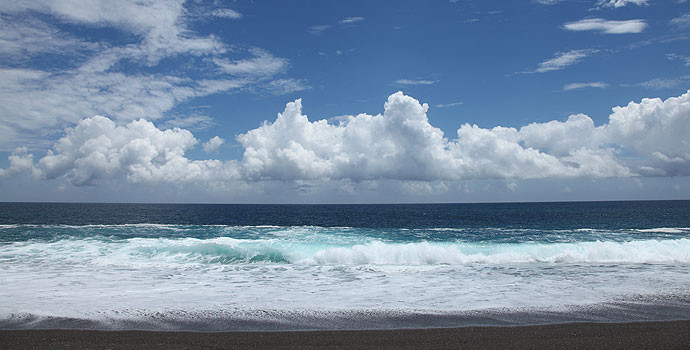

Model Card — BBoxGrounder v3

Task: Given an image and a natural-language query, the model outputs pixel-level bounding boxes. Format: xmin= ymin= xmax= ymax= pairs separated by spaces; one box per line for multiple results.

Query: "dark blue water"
xmin=1 ymin=200 xmax=688 ymax=228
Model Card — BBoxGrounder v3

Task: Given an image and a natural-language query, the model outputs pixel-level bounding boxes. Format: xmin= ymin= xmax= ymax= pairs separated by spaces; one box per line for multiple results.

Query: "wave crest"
xmin=4 ymin=237 xmax=690 ymax=266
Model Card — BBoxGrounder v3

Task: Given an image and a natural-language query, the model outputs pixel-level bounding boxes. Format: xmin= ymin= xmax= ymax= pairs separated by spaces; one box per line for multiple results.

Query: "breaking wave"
xmin=4 ymin=236 xmax=690 ymax=266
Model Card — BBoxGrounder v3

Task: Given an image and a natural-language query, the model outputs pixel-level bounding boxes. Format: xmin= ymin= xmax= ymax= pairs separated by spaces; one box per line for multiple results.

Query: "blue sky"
xmin=1 ymin=0 xmax=689 ymax=203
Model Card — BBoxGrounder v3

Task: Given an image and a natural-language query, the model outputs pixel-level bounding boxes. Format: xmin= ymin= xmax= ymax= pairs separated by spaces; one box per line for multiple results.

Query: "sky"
xmin=0 ymin=0 xmax=689 ymax=203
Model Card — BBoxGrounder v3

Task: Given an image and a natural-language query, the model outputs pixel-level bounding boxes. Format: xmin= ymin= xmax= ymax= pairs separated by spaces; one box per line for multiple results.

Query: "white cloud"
xmin=0 ymin=0 xmax=227 ymax=66
xmin=308 ymin=25 xmax=332 ymax=35
xmin=394 ymin=79 xmax=438 ymax=85
xmin=563 ymin=18 xmax=647 ymax=34
xmin=212 ymin=8 xmax=242 ymax=19
xmin=31 ymin=116 xmax=238 ymax=186
xmin=535 ymin=0 xmax=564 ymax=4
xmin=0 ymin=147 xmax=37 ymax=180
xmin=339 ymin=17 xmax=365 ymax=24
xmin=0 ymin=1 xmax=297 ymax=150
xmin=310 ymin=16 xmax=364 ymax=35
xmin=161 ymin=115 xmax=216 ymax=131
xmin=628 ymin=75 xmax=690 ymax=89
xmin=236 ymin=92 xmax=631 ymax=182
xmin=213 ymin=49 xmax=288 ymax=77
xmin=606 ymin=92 xmax=690 ymax=176
xmin=436 ymin=102 xmax=464 ymax=108
xmin=203 ymin=136 xmax=225 ymax=154
xmin=529 ymin=49 xmax=597 ymax=73
xmin=0 ymin=16 xmax=98 ymax=60
xmin=0 ymin=67 xmax=247 ymax=150
xmin=667 ymin=53 xmax=690 ymax=66
xmin=563 ymin=82 xmax=608 ymax=90
xmin=4 ymin=91 xmax=690 ymax=187
xmin=592 ymin=0 xmax=649 ymax=9
xmin=264 ymin=79 xmax=311 ymax=95
xmin=670 ymin=13 xmax=690 ymax=29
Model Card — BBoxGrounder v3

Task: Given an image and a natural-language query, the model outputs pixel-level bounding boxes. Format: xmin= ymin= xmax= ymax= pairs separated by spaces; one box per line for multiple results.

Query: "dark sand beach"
xmin=2 ymin=321 xmax=689 ymax=350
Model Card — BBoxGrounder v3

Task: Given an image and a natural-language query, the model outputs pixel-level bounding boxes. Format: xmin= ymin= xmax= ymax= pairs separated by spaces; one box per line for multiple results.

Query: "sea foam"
xmin=4 ymin=236 xmax=690 ymax=267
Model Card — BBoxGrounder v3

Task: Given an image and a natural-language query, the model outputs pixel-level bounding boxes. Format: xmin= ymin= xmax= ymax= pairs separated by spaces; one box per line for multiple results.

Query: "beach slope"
xmin=2 ymin=321 xmax=689 ymax=350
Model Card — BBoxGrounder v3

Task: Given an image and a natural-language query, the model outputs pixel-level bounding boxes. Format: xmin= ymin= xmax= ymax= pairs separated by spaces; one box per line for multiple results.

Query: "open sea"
xmin=1 ymin=201 xmax=689 ymax=331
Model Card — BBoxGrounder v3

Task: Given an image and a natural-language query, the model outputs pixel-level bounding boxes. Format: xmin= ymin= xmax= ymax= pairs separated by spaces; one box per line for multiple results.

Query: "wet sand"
xmin=1 ymin=320 xmax=689 ymax=349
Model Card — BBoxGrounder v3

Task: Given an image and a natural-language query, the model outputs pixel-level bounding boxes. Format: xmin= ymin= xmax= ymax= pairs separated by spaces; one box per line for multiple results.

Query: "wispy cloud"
xmin=563 ymin=82 xmax=608 ymax=91
xmin=0 ymin=16 xmax=98 ymax=61
xmin=526 ymin=49 xmax=597 ymax=73
xmin=264 ymin=79 xmax=311 ymax=95
xmin=435 ymin=101 xmax=464 ymax=108
xmin=591 ymin=0 xmax=648 ymax=9
xmin=625 ymin=75 xmax=690 ymax=89
xmin=670 ymin=13 xmax=690 ymax=29
xmin=308 ymin=25 xmax=332 ymax=35
xmin=626 ymin=34 xmax=690 ymax=50
xmin=0 ymin=0 xmax=302 ymax=150
xmin=213 ymin=49 xmax=287 ymax=77
xmin=161 ymin=115 xmax=216 ymax=131
xmin=211 ymin=8 xmax=242 ymax=19
xmin=563 ymin=18 xmax=647 ymax=34
xmin=339 ymin=16 xmax=365 ymax=24
xmin=394 ymin=79 xmax=438 ymax=85
xmin=667 ymin=53 xmax=690 ymax=66
xmin=309 ymin=16 xmax=365 ymax=35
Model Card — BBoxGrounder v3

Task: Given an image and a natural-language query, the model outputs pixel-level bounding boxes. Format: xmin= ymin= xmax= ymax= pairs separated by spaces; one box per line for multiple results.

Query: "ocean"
xmin=1 ymin=201 xmax=689 ymax=331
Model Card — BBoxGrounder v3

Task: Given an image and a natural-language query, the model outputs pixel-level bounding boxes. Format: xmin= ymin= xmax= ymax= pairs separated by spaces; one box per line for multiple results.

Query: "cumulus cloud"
xmin=0 ymin=147 xmax=37 ymax=180
xmin=203 ymin=136 xmax=225 ymax=154
xmin=32 ymin=116 xmax=238 ymax=186
xmin=236 ymin=92 xmax=632 ymax=182
xmin=3 ymin=91 xmax=690 ymax=188
xmin=563 ymin=18 xmax=648 ymax=34
xmin=606 ymin=93 xmax=690 ymax=176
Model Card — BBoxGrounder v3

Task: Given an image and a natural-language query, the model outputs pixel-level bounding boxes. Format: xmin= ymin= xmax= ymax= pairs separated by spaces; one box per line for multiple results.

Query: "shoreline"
xmin=2 ymin=320 xmax=689 ymax=350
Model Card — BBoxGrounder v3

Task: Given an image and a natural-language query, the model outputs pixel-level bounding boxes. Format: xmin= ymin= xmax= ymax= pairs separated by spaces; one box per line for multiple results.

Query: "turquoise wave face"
xmin=3 ymin=233 xmax=690 ymax=266
xmin=2 ymin=224 xmax=690 ymax=244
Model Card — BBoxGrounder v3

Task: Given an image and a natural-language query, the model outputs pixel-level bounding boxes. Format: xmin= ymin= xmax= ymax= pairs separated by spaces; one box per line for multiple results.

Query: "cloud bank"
xmin=3 ymin=91 xmax=690 ymax=189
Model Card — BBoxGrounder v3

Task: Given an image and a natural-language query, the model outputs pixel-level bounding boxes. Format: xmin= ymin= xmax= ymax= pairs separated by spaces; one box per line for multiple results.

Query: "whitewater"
xmin=1 ymin=202 xmax=690 ymax=330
